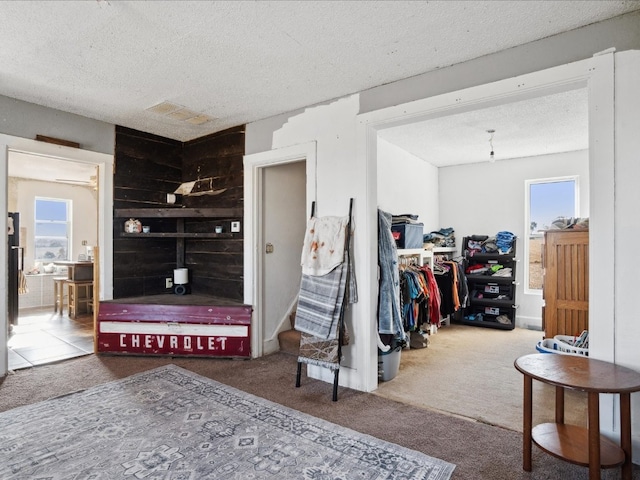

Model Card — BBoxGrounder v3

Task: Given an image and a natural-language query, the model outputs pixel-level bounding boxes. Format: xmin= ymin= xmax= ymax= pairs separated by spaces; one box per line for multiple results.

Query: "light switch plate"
xmin=231 ymin=221 xmax=241 ymax=233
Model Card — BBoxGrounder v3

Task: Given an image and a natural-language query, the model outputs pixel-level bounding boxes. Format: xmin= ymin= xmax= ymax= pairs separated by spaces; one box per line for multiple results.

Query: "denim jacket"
xmin=377 ymin=209 xmax=404 ymax=341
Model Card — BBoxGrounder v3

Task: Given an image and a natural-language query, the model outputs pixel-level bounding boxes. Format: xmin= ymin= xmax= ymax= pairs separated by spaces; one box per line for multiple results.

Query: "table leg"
xmin=588 ymin=391 xmax=601 ymax=480
xmin=523 ymin=374 xmax=533 ymax=471
xmin=555 ymin=385 xmax=564 ymax=424
xmin=620 ymin=393 xmax=632 ymax=480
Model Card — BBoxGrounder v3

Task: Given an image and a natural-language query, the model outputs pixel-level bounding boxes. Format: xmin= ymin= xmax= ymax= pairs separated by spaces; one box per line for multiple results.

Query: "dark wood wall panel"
xmin=182 ymin=126 xmax=245 ymax=302
xmin=182 ymin=126 xmax=245 ymax=210
xmin=112 ymin=125 xmax=245 ymax=303
xmin=113 ymin=126 xmax=183 ymax=298
xmin=114 ymin=126 xmax=183 ymax=209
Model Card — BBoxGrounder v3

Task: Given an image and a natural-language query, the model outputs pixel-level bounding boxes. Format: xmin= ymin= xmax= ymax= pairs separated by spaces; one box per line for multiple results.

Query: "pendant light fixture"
xmin=487 ymin=129 xmax=495 ymax=162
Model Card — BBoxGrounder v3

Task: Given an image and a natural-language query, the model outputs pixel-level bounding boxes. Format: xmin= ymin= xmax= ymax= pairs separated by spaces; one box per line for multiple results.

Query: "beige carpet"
xmin=0 ymin=349 xmax=637 ymax=479
xmin=375 ymin=323 xmax=588 ymax=432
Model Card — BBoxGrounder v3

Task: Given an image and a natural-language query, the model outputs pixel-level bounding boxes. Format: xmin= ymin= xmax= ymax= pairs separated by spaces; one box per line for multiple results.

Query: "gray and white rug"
xmin=0 ymin=364 xmax=455 ymax=479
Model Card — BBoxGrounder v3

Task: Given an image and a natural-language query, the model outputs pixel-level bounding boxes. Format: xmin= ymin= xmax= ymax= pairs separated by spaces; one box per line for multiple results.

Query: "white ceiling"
xmin=8 ymin=151 xmax=97 ymax=186
xmin=1 ymin=1 xmax=638 ymax=178
xmin=378 ymin=87 xmax=589 ymax=166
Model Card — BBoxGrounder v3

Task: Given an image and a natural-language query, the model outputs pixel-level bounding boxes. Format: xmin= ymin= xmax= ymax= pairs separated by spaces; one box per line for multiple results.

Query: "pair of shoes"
xmin=496 ymin=314 xmax=511 ymax=324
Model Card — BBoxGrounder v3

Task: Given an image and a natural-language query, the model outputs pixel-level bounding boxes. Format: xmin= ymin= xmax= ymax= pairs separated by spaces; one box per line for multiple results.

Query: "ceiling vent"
xmin=146 ymin=102 xmax=214 ymax=125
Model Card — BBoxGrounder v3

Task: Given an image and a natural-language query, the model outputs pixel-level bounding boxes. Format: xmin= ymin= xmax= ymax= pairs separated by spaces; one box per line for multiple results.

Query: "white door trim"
xmin=356 ymin=55 xmax=614 ymax=392
xmin=243 ymin=141 xmax=317 ymax=358
xmin=1 ymin=134 xmax=114 ymax=376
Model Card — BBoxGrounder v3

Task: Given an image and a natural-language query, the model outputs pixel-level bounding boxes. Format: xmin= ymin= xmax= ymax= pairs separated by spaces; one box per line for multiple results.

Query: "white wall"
xmin=614 ymin=55 xmax=640 ymax=365
xmin=268 ymin=96 xmax=365 ymax=386
xmin=8 ymin=177 xmax=98 ymax=271
xmin=610 ymin=50 xmax=640 ymax=457
xmin=377 ymin=138 xmax=439 ymax=232
xmin=439 ymin=150 xmax=589 ymax=329
xmin=0 ymin=95 xmax=114 ymax=155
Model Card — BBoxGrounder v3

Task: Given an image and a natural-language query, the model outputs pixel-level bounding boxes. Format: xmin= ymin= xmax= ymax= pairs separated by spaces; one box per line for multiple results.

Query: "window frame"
xmin=524 ymin=176 xmax=579 ymax=295
xmin=34 ymin=196 xmax=72 ymax=262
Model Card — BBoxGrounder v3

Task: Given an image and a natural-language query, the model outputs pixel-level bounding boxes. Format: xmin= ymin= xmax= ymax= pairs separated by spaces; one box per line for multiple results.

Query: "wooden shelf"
xmin=114 ymin=207 xmax=242 ymax=268
xmin=114 ymin=207 xmax=242 ymax=218
xmin=119 ymin=232 xmax=234 ymax=239
xmin=532 ymin=423 xmax=624 ymax=468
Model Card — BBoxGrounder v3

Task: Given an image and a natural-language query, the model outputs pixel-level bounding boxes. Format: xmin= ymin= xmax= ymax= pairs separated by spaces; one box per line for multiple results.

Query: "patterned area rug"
xmin=0 ymin=365 xmax=455 ymax=479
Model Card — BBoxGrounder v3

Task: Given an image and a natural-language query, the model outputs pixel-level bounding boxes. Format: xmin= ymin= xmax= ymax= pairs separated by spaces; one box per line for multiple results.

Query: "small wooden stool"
xmin=67 ymin=280 xmax=93 ymax=318
xmin=53 ymin=276 xmax=68 ymax=314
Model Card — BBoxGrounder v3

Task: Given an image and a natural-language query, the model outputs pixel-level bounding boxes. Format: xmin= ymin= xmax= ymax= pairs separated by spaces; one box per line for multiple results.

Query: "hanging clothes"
xmin=434 ymin=257 xmax=467 ymax=316
xmin=421 ymin=265 xmax=442 ymax=326
xmin=377 ymin=209 xmax=405 ymax=343
xmin=398 ymin=263 xmax=442 ymax=331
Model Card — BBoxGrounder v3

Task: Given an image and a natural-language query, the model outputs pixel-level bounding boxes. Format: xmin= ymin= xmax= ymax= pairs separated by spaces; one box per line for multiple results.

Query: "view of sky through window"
xmin=529 ymin=180 xmax=576 ymax=233
xmin=34 ymin=198 xmax=70 ymax=261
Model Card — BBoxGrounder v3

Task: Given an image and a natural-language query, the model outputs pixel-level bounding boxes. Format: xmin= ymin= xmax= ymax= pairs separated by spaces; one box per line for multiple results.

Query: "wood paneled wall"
xmin=112 ymin=125 xmax=245 ymax=302
xmin=182 ymin=126 xmax=245 ymax=300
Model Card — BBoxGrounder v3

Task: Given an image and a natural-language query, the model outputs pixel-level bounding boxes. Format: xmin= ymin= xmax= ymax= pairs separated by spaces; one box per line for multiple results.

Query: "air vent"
xmin=146 ymin=102 xmax=181 ymax=115
xmin=146 ymin=102 xmax=214 ymax=125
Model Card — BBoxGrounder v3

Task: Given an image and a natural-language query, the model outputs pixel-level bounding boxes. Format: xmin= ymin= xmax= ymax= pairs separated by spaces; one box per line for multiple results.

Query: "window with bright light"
xmin=525 ymin=177 xmax=578 ymax=292
xmin=34 ymin=197 xmax=71 ymax=261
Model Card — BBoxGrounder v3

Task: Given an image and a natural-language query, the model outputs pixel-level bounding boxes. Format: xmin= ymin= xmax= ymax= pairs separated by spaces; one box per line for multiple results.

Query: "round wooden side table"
xmin=515 ymin=353 xmax=640 ymax=480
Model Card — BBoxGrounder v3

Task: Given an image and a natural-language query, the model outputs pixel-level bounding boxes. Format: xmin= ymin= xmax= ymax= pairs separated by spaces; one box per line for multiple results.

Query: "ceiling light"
xmin=487 ymin=129 xmax=495 ymax=162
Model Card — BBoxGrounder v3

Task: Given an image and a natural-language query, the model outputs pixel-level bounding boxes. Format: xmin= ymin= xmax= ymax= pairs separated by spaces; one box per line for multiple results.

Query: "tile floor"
xmin=8 ymin=307 xmax=94 ymax=370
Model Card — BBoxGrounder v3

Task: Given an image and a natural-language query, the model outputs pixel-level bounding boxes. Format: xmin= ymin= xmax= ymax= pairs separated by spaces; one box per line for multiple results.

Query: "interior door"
xmin=261 ymin=161 xmax=307 ymax=354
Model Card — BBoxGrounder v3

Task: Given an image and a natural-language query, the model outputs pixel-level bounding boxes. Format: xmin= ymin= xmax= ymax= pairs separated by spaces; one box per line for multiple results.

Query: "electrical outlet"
xmin=166 ymin=278 xmax=173 ymax=289
xmin=231 ymin=221 xmax=241 ymax=233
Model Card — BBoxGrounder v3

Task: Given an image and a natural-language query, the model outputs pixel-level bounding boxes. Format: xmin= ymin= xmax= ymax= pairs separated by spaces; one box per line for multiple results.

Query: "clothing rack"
xmin=295 ymin=198 xmax=354 ymax=401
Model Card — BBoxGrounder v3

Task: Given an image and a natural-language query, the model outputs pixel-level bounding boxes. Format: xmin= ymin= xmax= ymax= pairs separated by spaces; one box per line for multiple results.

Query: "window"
xmin=34 ymin=197 xmax=71 ymax=261
xmin=525 ymin=177 xmax=578 ymax=292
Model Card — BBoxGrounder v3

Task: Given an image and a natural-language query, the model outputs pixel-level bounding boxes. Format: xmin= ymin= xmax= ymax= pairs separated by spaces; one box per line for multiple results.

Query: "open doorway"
xmin=370 ymin=82 xmax=591 ymax=430
xmin=261 ymin=160 xmax=307 ymax=355
xmin=243 ymin=141 xmax=317 ymax=358
xmin=362 ymin=55 xmax=610 ymax=428
xmin=7 ymin=152 xmax=98 ymax=369
xmin=1 ymin=134 xmax=114 ymax=376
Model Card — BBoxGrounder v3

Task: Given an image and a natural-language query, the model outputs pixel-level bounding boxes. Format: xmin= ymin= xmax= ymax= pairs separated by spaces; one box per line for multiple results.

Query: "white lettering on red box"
xmin=119 ymin=334 xmax=227 ymax=351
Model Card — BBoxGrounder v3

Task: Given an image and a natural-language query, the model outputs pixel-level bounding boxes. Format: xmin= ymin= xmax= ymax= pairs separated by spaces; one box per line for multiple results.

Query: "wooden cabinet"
xmin=542 ymin=229 xmax=589 ymax=339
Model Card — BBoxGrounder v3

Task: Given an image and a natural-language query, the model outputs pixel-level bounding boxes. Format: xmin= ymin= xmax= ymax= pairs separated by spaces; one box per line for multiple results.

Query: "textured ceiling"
xmin=1 ymin=0 xmax=639 ymax=144
xmin=3 ymin=1 xmax=639 ymax=181
xmin=378 ymin=88 xmax=589 ymax=167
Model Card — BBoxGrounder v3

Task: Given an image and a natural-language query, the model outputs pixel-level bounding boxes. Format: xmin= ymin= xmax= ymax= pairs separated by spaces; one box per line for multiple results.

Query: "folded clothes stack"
xmin=464 ymin=231 xmax=515 ymax=254
xmin=391 ymin=214 xmax=420 ymax=224
xmin=495 ymin=231 xmax=516 ymax=253
xmin=549 ymin=217 xmax=589 ymax=230
xmin=423 ymin=227 xmax=455 ymax=248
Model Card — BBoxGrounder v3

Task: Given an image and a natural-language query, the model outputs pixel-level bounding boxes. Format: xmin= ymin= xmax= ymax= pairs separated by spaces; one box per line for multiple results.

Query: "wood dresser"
xmin=542 ymin=229 xmax=589 ymax=338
